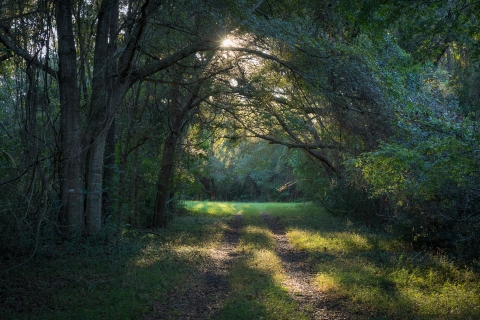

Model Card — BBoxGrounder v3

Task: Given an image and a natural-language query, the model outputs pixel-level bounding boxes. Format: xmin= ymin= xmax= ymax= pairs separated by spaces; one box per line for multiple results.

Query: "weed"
xmin=268 ymin=204 xmax=480 ymax=320
xmin=2 ymin=202 xmax=478 ymax=319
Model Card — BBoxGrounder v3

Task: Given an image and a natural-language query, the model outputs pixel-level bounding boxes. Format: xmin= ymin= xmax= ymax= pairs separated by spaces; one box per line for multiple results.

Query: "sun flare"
xmin=221 ymin=38 xmax=235 ymax=47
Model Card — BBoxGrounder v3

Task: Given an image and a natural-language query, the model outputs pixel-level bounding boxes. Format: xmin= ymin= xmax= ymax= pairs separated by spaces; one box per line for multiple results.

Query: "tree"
xmin=2 ymin=0 xmax=477 ymax=266
xmin=0 ymin=0 xmax=228 ymax=233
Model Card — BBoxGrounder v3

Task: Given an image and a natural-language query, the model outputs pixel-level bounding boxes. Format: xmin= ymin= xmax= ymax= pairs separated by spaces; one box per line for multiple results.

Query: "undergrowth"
xmin=0 ymin=206 xmax=231 ymax=320
xmin=269 ymin=203 xmax=480 ymax=320
xmin=2 ymin=201 xmax=479 ymax=319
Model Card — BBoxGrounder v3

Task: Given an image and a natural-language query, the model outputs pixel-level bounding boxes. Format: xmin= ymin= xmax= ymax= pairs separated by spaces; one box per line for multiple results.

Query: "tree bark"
xmin=55 ymin=0 xmax=84 ymax=231
xmin=103 ymin=119 xmax=116 ymax=216
xmin=154 ymin=132 xmax=178 ymax=227
xmin=102 ymin=0 xmax=119 ymax=218
xmin=153 ymin=85 xmax=203 ymax=227
xmin=83 ymin=0 xmax=121 ymax=233
xmin=84 ymin=137 xmax=106 ymax=233
xmin=83 ymin=1 xmax=110 ymax=233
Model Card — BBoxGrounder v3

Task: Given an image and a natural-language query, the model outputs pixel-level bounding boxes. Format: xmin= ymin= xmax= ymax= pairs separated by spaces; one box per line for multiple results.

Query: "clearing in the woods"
xmin=1 ymin=202 xmax=479 ymax=319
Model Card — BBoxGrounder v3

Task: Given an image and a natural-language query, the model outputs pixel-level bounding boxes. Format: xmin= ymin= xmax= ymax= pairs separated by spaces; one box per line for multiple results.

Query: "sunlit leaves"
xmin=352 ymin=103 xmax=479 ymax=206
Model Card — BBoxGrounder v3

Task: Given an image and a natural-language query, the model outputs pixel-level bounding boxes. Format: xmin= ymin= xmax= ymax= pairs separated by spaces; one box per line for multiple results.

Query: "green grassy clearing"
xmin=2 ymin=201 xmax=479 ymax=319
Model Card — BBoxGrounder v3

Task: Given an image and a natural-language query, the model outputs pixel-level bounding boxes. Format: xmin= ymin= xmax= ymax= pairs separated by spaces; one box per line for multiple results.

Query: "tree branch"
xmin=117 ymin=0 xmax=151 ymax=78
xmin=225 ymin=103 xmax=338 ymax=173
xmin=0 ymin=30 xmax=57 ymax=77
xmin=131 ymin=40 xmax=216 ymax=81
xmin=143 ymin=66 xmax=234 ymax=86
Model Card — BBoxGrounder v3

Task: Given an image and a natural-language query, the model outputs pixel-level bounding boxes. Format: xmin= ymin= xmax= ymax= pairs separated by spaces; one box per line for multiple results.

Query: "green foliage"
xmin=269 ymin=204 xmax=480 ymax=319
xmin=350 ymin=66 xmax=480 ymax=259
xmin=0 ymin=207 xmax=229 ymax=319
xmin=184 ymin=138 xmax=300 ymax=202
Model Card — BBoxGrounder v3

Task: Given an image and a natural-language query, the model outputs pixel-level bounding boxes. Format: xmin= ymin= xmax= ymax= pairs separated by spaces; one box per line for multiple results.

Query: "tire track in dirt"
xmin=144 ymin=214 xmax=243 ymax=320
xmin=261 ymin=212 xmax=355 ymax=320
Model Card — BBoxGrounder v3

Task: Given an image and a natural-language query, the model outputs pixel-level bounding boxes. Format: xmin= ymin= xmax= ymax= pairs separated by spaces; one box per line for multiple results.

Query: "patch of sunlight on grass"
xmin=183 ymin=201 xmax=240 ymax=216
xmin=240 ymin=225 xmax=276 ymax=251
xmin=288 ymin=229 xmax=329 ymax=250
xmin=311 ymin=252 xmax=480 ymax=319
xmin=250 ymin=249 xmax=285 ymax=280
xmin=132 ymin=251 xmax=162 ymax=268
xmin=390 ymin=263 xmax=480 ymax=319
xmin=315 ymin=273 xmax=338 ymax=291
xmin=164 ymin=216 xmax=227 ymax=249
xmin=287 ymin=229 xmax=376 ymax=253
xmin=173 ymin=245 xmax=204 ymax=256
xmin=326 ymin=259 xmax=387 ymax=289
xmin=183 ymin=201 xmax=305 ymax=218
xmin=242 ymin=202 xmax=300 ymax=215
xmin=313 ymin=257 xmax=410 ymax=315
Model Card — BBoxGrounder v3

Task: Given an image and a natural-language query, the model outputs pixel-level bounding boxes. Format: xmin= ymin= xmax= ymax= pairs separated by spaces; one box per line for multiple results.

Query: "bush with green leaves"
xmin=350 ymin=67 xmax=480 ymax=260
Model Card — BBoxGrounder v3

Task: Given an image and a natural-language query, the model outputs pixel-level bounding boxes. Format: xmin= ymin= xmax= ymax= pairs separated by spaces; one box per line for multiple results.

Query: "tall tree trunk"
xmin=153 ymin=84 xmax=203 ymax=227
xmin=84 ymin=0 xmax=120 ymax=233
xmin=154 ymin=132 xmax=178 ymax=227
xmin=55 ymin=0 xmax=84 ymax=231
xmin=103 ymin=119 xmax=115 ymax=216
xmin=24 ymin=67 xmax=38 ymax=160
xmin=84 ymin=137 xmax=106 ymax=233
xmin=83 ymin=13 xmax=109 ymax=233
xmin=102 ymin=0 xmax=119 ymax=218
xmin=129 ymin=147 xmax=140 ymax=226
xmin=84 ymin=83 xmax=129 ymax=233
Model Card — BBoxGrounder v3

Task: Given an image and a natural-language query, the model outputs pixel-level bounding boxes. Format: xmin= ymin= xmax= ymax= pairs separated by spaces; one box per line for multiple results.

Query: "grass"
xmin=0 ymin=206 xmax=232 ymax=320
xmin=266 ymin=203 xmax=480 ymax=320
xmin=184 ymin=201 xmax=299 ymax=218
xmin=214 ymin=210 xmax=308 ymax=320
xmin=2 ymin=201 xmax=479 ymax=319
xmin=188 ymin=201 xmax=311 ymax=319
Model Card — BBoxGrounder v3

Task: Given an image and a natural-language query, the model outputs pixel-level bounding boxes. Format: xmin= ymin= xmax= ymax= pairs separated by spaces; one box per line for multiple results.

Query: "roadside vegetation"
xmin=2 ymin=202 xmax=478 ymax=319
xmin=268 ymin=204 xmax=480 ymax=319
xmin=1 ymin=204 xmax=231 ymax=319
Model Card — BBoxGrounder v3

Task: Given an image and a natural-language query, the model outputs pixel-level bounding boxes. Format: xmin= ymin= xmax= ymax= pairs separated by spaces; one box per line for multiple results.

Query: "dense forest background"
xmin=1 ymin=0 xmax=479 ymax=262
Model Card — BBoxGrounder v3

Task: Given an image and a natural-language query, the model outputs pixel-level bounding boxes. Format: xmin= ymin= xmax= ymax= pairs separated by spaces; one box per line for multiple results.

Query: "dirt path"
xmin=261 ymin=212 xmax=355 ymax=320
xmin=145 ymin=213 xmax=365 ymax=319
xmin=145 ymin=214 xmax=243 ymax=320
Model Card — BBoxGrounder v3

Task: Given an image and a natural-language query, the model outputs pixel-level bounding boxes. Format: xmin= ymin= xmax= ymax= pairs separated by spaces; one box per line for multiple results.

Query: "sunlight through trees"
xmin=0 ymin=0 xmax=478 ymax=261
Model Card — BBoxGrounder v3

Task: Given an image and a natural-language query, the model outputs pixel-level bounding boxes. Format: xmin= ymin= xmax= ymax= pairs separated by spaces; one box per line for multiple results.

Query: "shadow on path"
xmin=261 ymin=212 xmax=356 ymax=320
xmin=144 ymin=214 xmax=243 ymax=320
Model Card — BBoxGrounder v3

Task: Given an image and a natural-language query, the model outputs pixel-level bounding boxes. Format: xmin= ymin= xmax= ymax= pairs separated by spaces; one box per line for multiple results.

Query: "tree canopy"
xmin=1 ymin=0 xmax=479 ymax=261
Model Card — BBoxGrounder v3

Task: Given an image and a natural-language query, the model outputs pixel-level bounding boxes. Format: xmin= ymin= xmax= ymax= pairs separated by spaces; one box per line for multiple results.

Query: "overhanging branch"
xmin=0 ymin=29 xmax=57 ymax=77
xmin=224 ymin=108 xmax=337 ymax=173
